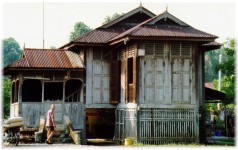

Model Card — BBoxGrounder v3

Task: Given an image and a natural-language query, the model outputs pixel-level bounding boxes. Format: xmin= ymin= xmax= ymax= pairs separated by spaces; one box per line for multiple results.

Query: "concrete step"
xmin=50 ymin=124 xmax=73 ymax=143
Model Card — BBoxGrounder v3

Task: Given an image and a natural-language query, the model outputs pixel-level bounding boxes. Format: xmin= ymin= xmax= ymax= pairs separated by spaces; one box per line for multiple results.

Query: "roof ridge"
xmin=24 ymin=48 xmax=66 ymax=51
xmin=22 ymin=50 xmax=30 ymax=67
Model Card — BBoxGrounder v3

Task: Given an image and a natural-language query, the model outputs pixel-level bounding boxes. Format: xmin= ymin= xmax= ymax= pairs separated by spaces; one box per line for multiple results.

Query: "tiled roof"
xmin=7 ymin=49 xmax=84 ymax=69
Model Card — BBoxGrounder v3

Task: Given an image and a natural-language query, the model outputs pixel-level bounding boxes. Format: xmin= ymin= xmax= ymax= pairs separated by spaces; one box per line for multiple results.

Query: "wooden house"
xmin=4 ymin=5 xmax=222 ymax=144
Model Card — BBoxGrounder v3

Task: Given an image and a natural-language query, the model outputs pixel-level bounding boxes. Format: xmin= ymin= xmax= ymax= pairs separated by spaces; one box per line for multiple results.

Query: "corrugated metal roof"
xmin=61 ymin=8 xmax=218 ymax=48
xmin=129 ymin=26 xmax=217 ymax=38
xmin=74 ymin=28 xmax=127 ymax=44
xmin=8 ymin=49 xmax=84 ymax=69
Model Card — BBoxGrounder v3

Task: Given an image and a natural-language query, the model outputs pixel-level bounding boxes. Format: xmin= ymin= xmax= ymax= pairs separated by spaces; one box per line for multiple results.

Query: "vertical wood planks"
xmin=138 ymin=108 xmax=197 ymax=144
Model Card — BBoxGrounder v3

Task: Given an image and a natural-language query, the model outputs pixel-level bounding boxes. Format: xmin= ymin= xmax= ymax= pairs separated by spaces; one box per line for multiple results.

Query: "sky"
xmin=1 ymin=0 xmax=237 ymax=49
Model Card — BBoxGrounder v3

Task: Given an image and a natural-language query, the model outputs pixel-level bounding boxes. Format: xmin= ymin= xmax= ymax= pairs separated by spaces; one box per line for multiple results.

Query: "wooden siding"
xmin=139 ymin=42 xmax=194 ymax=105
xmin=65 ymin=102 xmax=85 ymax=129
xmin=22 ymin=102 xmax=85 ymax=129
xmin=22 ymin=102 xmax=42 ymax=127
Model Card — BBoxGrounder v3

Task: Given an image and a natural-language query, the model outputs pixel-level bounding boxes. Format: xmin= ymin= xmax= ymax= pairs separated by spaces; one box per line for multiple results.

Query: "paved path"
xmin=2 ymin=143 xmax=118 ymax=150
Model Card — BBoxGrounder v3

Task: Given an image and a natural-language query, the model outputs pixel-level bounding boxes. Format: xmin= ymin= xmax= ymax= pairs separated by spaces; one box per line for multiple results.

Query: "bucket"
xmin=124 ymin=138 xmax=134 ymax=146
xmin=215 ymin=130 xmax=221 ymax=137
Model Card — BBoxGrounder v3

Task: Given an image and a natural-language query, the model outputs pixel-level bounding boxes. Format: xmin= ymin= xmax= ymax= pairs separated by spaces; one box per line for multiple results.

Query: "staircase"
xmin=36 ymin=115 xmax=82 ymax=144
xmin=50 ymin=123 xmax=74 ymax=144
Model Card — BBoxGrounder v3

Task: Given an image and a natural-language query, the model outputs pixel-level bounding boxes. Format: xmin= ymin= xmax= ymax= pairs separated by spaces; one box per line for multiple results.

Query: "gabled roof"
xmin=60 ymin=5 xmax=155 ymax=49
xmin=147 ymin=10 xmax=189 ymax=26
xmin=60 ymin=6 xmax=218 ymax=49
xmin=109 ymin=11 xmax=217 ymax=44
xmin=4 ymin=48 xmax=85 ymax=74
xmin=100 ymin=5 xmax=156 ymax=28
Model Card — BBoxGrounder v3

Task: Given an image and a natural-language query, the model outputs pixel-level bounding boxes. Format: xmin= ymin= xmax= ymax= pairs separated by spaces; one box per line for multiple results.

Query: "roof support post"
xmin=18 ymin=74 xmax=23 ymax=116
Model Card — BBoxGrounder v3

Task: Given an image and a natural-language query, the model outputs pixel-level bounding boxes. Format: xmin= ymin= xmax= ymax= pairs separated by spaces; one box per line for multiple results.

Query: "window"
xmin=128 ymin=44 xmax=135 ymax=58
xmin=145 ymin=42 xmax=164 ymax=56
xmin=171 ymin=42 xmax=191 ymax=57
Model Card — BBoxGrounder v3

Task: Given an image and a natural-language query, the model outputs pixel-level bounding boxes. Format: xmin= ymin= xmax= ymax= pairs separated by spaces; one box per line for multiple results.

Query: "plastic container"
xmin=124 ymin=138 xmax=134 ymax=146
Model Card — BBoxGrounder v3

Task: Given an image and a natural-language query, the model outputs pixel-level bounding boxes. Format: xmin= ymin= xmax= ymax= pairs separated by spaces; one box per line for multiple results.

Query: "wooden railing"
xmin=139 ymin=108 xmax=196 ymax=144
xmin=65 ymin=90 xmax=81 ymax=102
xmin=115 ymin=107 xmax=198 ymax=145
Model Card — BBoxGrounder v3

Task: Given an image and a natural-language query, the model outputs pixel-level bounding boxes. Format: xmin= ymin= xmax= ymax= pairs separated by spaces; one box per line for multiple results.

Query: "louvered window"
xmin=145 ymin=43 xmax=154 ymax=55
xmin=171 ymin=42 xmax=191 ymax=57
xmin=145 ymin=42 xmax=164 ymax=56
xmin=155 ymin=43 xmax=164 ymax=56
xmin=128 ymin=45 xmax=135 ymax=57
xmin=171 ymin=43 xmax=180 ymax=56
xmin=181 ymin=43 xmax=191 ymax=57
xmin=119 ymin=49 xmax=125 ymax=60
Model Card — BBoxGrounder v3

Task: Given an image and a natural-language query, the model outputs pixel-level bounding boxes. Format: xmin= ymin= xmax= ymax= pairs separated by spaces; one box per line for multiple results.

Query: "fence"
xmin=139 ymin=108 xmax=197 ymax=144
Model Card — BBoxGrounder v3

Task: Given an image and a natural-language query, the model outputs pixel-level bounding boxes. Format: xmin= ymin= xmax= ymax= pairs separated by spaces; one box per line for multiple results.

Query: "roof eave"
xmin=109 ymin=35 xmax=217 ymax=45
xmin=4 ymin=67 xmax=85 ymax=75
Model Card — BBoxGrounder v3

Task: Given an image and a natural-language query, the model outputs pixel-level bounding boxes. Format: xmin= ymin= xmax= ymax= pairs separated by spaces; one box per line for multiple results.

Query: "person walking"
xmin=45 ymin=104 xmax=56 ymax=144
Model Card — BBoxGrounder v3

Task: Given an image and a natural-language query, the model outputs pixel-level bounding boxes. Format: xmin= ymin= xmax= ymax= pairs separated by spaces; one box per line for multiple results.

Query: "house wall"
xmin=115 ymin=41 xmax=200 ymax=144
xmin=85 ymin=47 xmax=116 ymax=108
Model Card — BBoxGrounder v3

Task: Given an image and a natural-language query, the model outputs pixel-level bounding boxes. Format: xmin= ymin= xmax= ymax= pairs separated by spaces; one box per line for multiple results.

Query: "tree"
xmin=69 ymin=22 xmax=92 ymax=41
xmin=50 ymin=46 xmax=57 ymax=49
xmin=213 ymin=38 xmax=235 ymax=104
xmin=3 ymin=78 xmax=11 ymax=118
xmin=204 ymin=49 xmax=223 ymax=82
xmin=102 ymin=12 xmax=124 ymax=25
xmin=3 ymin=37 xmax=22 ymax=66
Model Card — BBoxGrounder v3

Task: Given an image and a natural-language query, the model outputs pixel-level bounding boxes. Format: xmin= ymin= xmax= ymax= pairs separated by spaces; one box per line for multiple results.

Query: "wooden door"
xmin=110 ymin=61 xmax=120 ymax=103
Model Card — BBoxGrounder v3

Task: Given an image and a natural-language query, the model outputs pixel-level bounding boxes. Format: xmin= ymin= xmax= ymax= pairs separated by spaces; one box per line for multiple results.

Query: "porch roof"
xmin=205 ymin=87 xmax=227 ymax=103
xmin=4 ymin=48 xmax=85 ymax=74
